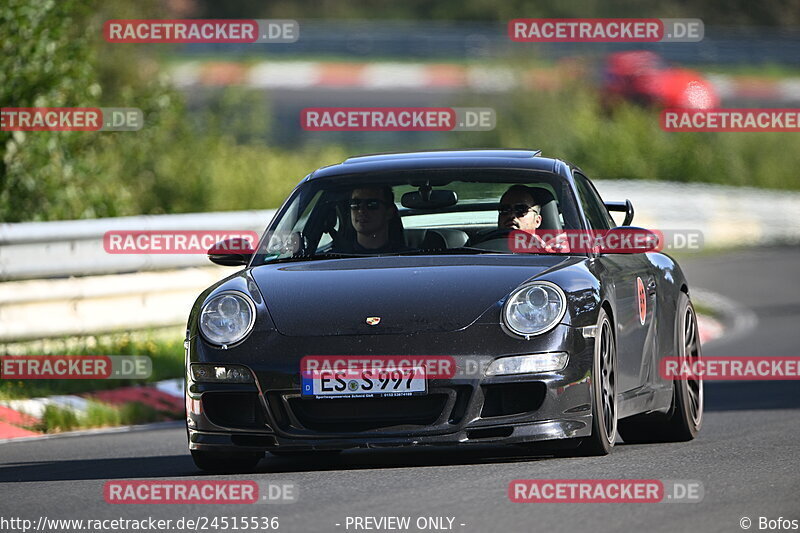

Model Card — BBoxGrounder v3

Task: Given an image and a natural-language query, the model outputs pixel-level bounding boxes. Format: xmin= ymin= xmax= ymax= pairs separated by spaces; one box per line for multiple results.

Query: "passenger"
xmin=469 ymin=185 xmax=554 ymax=250
xmin=497 ymin=185 xmax=543 ymax=232
xmin=498 ymin=185 xmax=570 ymax=253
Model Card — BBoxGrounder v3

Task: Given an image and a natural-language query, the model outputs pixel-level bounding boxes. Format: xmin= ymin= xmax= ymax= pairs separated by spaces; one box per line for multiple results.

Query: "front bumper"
xmin=186 ymin=324 xmax=595 ymax=453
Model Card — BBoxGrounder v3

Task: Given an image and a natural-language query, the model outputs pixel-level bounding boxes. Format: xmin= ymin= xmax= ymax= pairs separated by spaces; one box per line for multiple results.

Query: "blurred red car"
xmin=602 ymin=51 xmax=719 ymax=109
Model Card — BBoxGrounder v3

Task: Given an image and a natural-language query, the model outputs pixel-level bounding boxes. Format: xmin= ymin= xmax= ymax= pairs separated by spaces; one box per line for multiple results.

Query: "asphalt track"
xmin=2 ymin=247 xmax=799 ymax=533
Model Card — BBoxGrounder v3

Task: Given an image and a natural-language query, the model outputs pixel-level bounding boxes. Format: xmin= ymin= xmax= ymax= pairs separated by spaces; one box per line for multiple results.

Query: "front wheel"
xmin=191 ymin=450 xmax=263 ymax=473
xmin=618 ymin=292 xmax=703 ymax=443
xmin=577 ymin=308 xmax=618 ymax=456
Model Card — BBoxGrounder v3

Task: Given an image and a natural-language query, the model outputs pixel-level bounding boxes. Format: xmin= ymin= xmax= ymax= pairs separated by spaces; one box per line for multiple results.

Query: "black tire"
xmin=577 ymin=307 xmax=618 ymax=456
xmin=618 ymin=292 xmax=703 ymax=443
xmin=191 ymin=450 xmax=263 ymax=473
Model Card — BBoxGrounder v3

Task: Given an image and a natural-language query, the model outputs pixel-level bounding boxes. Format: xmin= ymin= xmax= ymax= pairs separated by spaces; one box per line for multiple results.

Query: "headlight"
xmin=199 ymin=291 xmax=256 ymax=346
xmin=191 ymin=363 xmax=254 ymax=383
xmin=486 ymin=353 xmax=569 ymax=375
xmin=503 ymin=281 xmax=566 ymax=338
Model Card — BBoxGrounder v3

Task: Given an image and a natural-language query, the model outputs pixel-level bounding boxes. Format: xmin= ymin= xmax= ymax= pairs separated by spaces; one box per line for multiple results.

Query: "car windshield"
xmin=252 ymin=168 xmax=584 ymax=264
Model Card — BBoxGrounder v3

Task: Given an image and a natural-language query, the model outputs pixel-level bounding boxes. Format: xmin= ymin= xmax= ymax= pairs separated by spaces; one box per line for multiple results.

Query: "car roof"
xmin=304 ymin=149 xmax=569 ymax=182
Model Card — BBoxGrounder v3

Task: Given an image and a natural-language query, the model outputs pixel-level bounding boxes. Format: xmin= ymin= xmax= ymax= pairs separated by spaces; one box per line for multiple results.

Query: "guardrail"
xmin=178 ymin=22 xmax=800 ymax=66
xmin=594 ymin=180 xmax=800 ymax=247
xmin=0 ymin=209 xmax=276 ymax=281
xmin=1 ymin=181 xmax=799 ymax=343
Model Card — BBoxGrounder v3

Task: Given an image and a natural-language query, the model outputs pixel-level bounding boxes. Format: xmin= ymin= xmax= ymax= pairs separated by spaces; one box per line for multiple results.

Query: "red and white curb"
xmin=0 ymin=405 xmax=40 ymax=439
xmin=169 ymin=60 xmax=800 ymax=102
xmin=0 ymin=378 xmax=183 ymax=441
xmin=697 ymin=314 xmax=724 ymax=345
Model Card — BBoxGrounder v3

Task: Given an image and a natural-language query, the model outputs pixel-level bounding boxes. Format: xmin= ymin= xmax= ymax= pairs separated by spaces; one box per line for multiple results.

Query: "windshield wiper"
xmin=264 ymin=252 xmax=371 ymax=264
xmin=380 ymin=247 xmax=502 ymax=256
xmin=263 ymin=248 xmax=508 ymax=264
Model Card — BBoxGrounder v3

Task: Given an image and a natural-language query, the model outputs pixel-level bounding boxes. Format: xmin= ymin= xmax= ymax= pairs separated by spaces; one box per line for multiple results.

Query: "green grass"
xmin=0 ymin=331 xmax=184 ymax=400
xmin=703 ymin=63 xmax=800 ymax=78
xmin=691 ymin=301 xmax=718 ymax=319
xmin=7 ymin=69 xmax=800 ymax=223
xmin=32 ymin=400 xmax=166 ymax=434
xmin=1 ymin=331 xmax=189 ymax=434
xmin=459 ymin=81 xmax=800 ymax=191
xmin=36 ymin=404 xmax=81 ymax=433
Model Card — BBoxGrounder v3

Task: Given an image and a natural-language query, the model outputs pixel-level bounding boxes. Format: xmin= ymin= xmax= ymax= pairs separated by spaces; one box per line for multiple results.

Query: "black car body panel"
xmin=250 ymin=255 xmax=574 ymax=336
xmin=185 ymin=149 xmax=690 ymax=454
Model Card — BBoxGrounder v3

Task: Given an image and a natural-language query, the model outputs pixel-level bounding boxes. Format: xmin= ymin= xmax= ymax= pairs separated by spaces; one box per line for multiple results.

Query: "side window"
xmin=573 ymin=172 xmax=613 ymax=230
xmin=292 ymin=190 xmax=324 ymax=232
xmin=316 ymin=217 xmax=339 ymax=250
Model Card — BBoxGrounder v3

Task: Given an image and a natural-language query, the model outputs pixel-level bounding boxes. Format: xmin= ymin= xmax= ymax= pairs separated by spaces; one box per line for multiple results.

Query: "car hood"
xmin=250 ymin=255 xmax=570 ymax=337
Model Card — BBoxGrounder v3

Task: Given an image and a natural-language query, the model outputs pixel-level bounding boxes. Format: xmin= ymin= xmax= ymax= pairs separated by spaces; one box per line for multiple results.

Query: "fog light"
xmin=485 ymin=353 xmax=569 ymax=376
xmin=191 ymin=364 xmax=254 ymax=383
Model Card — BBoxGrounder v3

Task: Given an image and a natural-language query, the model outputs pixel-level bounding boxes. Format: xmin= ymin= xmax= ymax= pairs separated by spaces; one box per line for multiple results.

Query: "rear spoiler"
xmin=604 ymin=200 xmax=634 ymax=226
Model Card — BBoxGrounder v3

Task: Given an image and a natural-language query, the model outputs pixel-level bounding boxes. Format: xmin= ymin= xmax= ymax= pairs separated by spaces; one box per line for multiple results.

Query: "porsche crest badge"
xmin=366 ymin=317 xmax=381 ymax=326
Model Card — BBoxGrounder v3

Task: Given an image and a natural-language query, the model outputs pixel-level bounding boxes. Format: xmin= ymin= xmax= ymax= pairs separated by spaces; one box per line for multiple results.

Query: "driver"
xmin=336 ymin=186 xmax=411 ymax=253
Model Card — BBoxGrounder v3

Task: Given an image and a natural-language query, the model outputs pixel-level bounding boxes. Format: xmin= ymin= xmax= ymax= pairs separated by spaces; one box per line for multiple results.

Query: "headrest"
xmin=529 ymin=187 xmax=561 ymax=231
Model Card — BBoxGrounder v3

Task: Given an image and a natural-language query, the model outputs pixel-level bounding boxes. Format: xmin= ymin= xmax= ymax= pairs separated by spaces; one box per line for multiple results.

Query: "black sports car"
xmin=185 ymin=149 xmax=703 ymax=472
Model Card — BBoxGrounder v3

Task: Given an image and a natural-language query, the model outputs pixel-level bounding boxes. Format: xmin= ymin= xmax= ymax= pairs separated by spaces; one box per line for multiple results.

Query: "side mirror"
xmin=604 ymin=199 xmax=634 ymax=226
xmin=401 ymin=190 xmax=458 ymax=209
xmin=599 ymin=227 xmax=662 ymax=254
xmin=208 ymin=238 xmax=255 ymax=266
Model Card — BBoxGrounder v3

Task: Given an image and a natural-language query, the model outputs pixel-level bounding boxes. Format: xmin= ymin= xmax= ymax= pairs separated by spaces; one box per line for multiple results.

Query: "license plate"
xmin=301 ymin=367 xmax=427 ymax=399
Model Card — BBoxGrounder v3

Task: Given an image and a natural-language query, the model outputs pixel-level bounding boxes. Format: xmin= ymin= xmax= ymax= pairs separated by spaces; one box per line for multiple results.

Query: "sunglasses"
xmin=349 ymin=199 xmax=390 ymax=211
xmin=499 ymin=203 xmax=540 ymax=217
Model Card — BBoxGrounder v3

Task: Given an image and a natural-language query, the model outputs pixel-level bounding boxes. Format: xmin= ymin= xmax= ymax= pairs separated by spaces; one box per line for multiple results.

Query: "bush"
xmin=3 ymin=1 xmax=798 ymax=224
xmin=83 ymin=401 xmax=121 ymax=427
xmin=0 ymin=331 xmax=185 ymax=399
xmin=33 ymin=400 xmax=166 ymax=433
xmin=37 ymin=404 xmax=80 ymax=433
xmin=118 ymin=402 xmax=161 ymax=425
